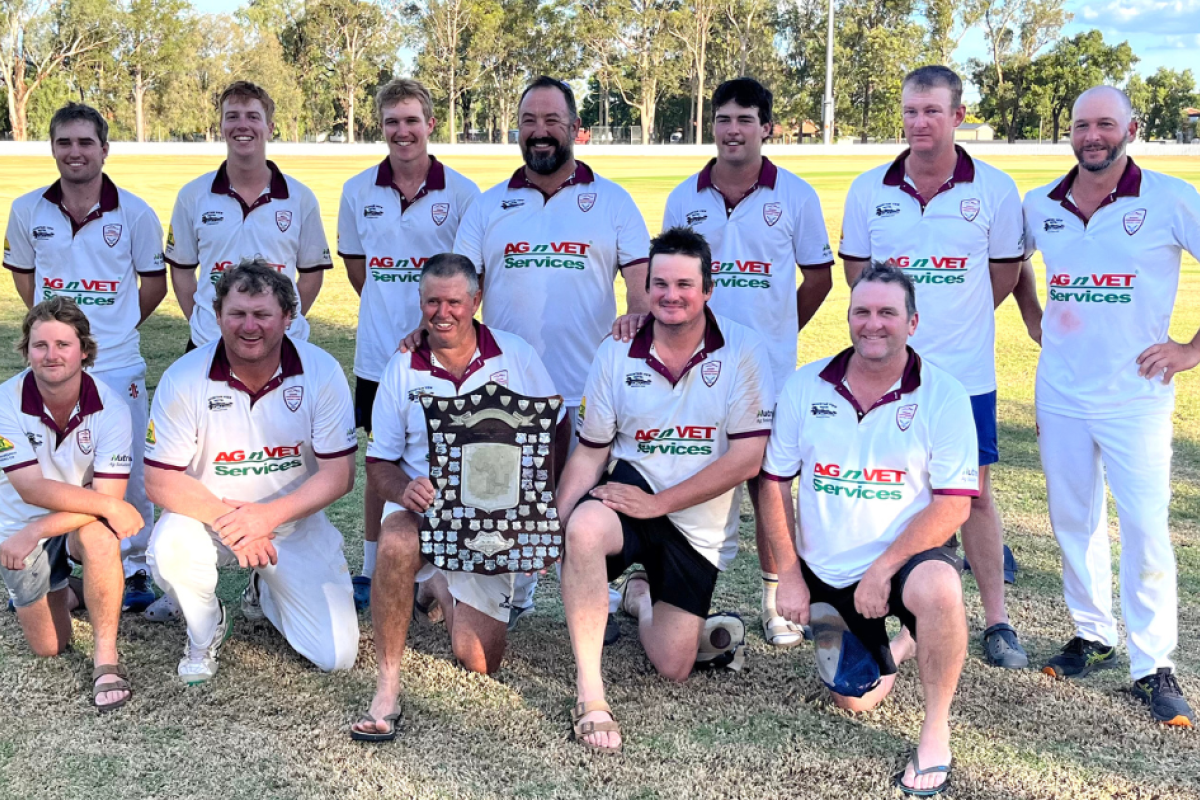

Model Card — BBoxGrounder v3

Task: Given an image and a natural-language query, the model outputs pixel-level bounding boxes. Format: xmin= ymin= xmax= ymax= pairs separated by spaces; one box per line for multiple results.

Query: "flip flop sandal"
xmin=92 ymin=663 xmax=132 ymax=713
xmin=894 ymin=751 xmax=953 ymax=797
xmin=617 ymin=570 xmax=649 ymax=617
xmin=571 ymin=699 xmax=622 ymax=754
xmin=350 ymin=710 xmax=403 ymax=742
xmin=761 ymin=609 xmax=804 ymax=648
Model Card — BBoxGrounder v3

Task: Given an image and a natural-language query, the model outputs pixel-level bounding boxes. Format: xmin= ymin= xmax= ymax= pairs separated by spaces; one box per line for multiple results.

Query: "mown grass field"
xmin=1 ymin=151 xmax=1199 ymax=799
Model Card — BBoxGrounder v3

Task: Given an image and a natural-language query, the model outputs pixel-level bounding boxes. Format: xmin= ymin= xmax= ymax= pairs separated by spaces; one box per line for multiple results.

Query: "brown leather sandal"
xmin=571 ymin=699 xmax=622 ymax=754
xmin=92 ymin=664 xmax=132 ymax=713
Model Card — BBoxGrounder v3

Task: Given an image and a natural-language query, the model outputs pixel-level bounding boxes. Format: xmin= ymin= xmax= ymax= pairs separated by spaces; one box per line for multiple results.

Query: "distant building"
xmin=1184 ymin=108 xmax=1199 ymax=143
xmin=955 ymin=123 xmax=995 ymax=141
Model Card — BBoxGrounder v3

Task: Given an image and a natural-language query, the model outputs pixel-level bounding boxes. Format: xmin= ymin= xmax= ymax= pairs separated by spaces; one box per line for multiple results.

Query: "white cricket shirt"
xmin=577 ymin=310 xmax=774 ymax=570
xmin=663 ymin=158 xmax=833 ymax=387
xmin=1023 ymin=160 xmax=1200 ymax=419
xmin=454 ymin=163 xmax=651 ymax=405
xmin=0 ymin=371 xmax=133 ymax=540
xmin=839 ymin=147 xmax=1025 ymax=395
xmin=4 ymin=176 xmax=165 ymax=371
xmin=144 ymin=337 xmax=357 ymax=536
xmin=763 ymin=348 xmax=979 ymax=588
xmin=164 ymin=161 xmax=332 ymax=346
xmin=366 ymin=323 xmax=557 ymax=479
xmin=337 ymin=156 xmax=480 ymax=381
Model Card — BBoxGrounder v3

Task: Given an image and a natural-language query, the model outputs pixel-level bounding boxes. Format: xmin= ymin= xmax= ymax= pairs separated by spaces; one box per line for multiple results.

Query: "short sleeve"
xmin=929 ymin=382 xmax=981 ymax=496
xmin=129 ymin=201 xmax=166 ymax=275
xmin=0 ymin=395 xmax=38 ymax=474
xmin=164 ymin=190 xmax=199 ymax=268
xmin=725 ymin=332 xmax=776 ymax=438
xmin=761 ymin=373 xmax=804 ymax=481
xmin=453 ymin=197 xmax=486 ymax=272
xmin=336 ymin=183 xmax=365 ymax=259
xmin=662 ymin=184 xmax=684 ymax=229
xmin=3 ymin=200 xmax=35 ymax=272
xmin=311 ymin=357 xmax=357 ymax=458
xmin=92 ymin=401 xmax=133 ymax=479
xmin=614 ymin=190 xmax=651 ymax=269
xmin=365 ymin=355 xmax=408 ymax=464
xmin=793 ymin=184 xmax=834 ymax=269
xmin=988 ymin=179 xmax=1025 ymax=261
xmin=576 ymin=346 xmax=617 ymax=448
xmin=1021 ymin=197 xmax=1040 ymax=258
xmin=837 ymin=175 xmax=872 ymax=261
xmin=296 ymin=188 xmax=333 ymax=272
xmin=144 ymin=368 xmax=197 ymax=470
xmin=453 ymin=176 xmax=481 ymax=223
xmin=1174 ymin=181 xmax=1200 ymax=263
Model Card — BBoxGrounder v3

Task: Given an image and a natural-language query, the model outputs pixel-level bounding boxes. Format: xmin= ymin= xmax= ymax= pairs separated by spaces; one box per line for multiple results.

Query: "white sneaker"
xmin=241 ymin=572 xmax=265 ymax=621
xmin=178 ymin=603 xmax=230 ymax=685
xmin=143 ymin=592 xmax=181 ymax=622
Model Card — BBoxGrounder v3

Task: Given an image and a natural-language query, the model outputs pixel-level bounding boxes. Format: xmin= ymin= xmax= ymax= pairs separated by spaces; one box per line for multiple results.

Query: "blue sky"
xmin=192 ymin=0 xmax=1198 ymax=89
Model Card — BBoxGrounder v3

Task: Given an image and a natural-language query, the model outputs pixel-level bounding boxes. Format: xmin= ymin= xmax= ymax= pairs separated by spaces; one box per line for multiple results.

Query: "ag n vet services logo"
xmin=1123 ymin=209 xmax=1147 ymax=236
xmin=763 ymin=202 xmax=782 ymax=227
xmin=896 ymin=403 xmax=917 ymax=432
xmin=103 ymin=224 xmax=122 ymax=247
xmin=283 ymin=386 xmax=303 ymax=412
xmin=578 ymin=193 xmax=596 ymax=213
xmin=701 ymin=361 xmax=721 ymax=387
xmin=77 ymin=428 xmax=93 ymax=455
xmin=960 ymin=198 xmax=980 ymax=222
xmin=431 ymin=203 xmax=449 ymax=226
xmin=275 ymin=210 xmax=293 ymax=232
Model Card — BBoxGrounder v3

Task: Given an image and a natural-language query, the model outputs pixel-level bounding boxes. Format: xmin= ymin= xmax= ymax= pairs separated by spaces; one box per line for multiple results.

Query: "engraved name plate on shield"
xmin=418 ymin=382 xmax=563 ymax=575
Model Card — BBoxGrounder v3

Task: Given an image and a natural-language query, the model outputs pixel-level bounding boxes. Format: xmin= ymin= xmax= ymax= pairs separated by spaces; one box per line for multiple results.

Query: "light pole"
xmin=822 ymin=0 xmax=835 ymax=145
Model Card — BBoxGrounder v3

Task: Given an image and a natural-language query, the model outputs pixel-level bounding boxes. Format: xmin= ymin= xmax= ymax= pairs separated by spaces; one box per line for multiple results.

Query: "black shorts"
xmin=184 ymin=338 xmax=197 ymax=354
xmin=578 ymin=460 xmax=719 ymax=618
xmin=354 ymin=378 xmax=380 ymax=433
xmin=801 ymin=542 xmax=962 ymax=676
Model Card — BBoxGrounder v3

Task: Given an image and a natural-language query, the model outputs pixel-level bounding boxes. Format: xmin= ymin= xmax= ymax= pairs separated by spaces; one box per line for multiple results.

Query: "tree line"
xmin=1 ymin=0 xmax=1196 ymax=144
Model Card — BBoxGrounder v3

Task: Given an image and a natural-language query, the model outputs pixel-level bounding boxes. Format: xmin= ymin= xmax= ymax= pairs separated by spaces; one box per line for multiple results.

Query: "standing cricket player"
xmin=1020 ymin=85 xmax=1199 ymax=726
xmin=144 ymin=261 xmax=359 ymax=684
xmin=452 ymin=75 xmax=651 ymax=634
xmin=338 ymin=78 xmax=479 ymax=612
xmin=839 ymin=66 xmax=1028 ymax=669
xmin=661 ymin=77 xmax=833 ymax=648
xmin=4 ymin=103 xmax=165 ymax=615
xmin=165 ymin=81 xmax=332 ymax=351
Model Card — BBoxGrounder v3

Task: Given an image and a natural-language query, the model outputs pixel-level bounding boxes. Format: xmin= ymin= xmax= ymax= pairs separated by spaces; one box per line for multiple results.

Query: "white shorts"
xmin=90 ymin=361 xmax=152 ymax=575
xmin=384 ymin=501 xmax=535 ymax=624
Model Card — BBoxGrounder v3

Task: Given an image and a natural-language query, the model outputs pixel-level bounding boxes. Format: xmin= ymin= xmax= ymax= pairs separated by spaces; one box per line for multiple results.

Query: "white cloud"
xmin=1076 ymin=0 xmax=1200 ymax=34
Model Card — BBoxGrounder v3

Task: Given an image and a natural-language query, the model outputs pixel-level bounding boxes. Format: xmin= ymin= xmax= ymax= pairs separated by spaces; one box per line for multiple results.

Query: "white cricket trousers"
xmin=148 ymin=511 xmax=360 ymax=672
xmin=91 ymin=362 xmax=153 ymax=578
xmin=1036 ymin=408 xmax=1176 ymax=679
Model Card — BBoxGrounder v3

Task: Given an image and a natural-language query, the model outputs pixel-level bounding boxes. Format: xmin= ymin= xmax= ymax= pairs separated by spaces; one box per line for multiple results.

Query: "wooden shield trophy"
xmin=418 ymin=382 xmax=563 ymax=575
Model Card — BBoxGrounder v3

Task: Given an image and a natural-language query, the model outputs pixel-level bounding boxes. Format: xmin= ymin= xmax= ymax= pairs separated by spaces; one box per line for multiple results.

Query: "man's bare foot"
xmin=891 ymin=627 xmax=917 ymax=666
xmin=619 ymin=574 xmax=650 ymax=620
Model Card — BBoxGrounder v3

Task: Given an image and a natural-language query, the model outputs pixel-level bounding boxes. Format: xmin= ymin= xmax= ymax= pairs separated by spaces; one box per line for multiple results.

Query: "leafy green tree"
xmin=119 ymin=0 xmax=192 ymax=141
xmin=1032 ymin=30 xmax=1136 ymax=141
xmin=1129 ymin=67 xmax=1197 ymax=141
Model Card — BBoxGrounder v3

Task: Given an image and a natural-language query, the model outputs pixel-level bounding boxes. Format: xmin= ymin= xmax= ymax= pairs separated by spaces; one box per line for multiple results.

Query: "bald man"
xmin=1017 ymin=85 xmax=1199 ymax=727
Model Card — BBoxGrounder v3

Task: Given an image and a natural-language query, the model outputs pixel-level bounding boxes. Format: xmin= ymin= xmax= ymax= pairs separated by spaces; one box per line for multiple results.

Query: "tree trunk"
xmin=348 ymin=85 xmax=356 ymax=143
xmin=695 ymin=33 xmax=707 ymax=145
xmin=448 ymin=65 xmax=457 ymax=144
xmin=134 ymin=68 xmax=146 ymax=143
xmin=860 ymin=82 xmax=871 ymax=143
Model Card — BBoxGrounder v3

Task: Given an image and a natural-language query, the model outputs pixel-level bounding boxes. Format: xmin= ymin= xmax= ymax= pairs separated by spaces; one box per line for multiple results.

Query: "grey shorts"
xmin=0 ymin=535 xmax=71 ymax=608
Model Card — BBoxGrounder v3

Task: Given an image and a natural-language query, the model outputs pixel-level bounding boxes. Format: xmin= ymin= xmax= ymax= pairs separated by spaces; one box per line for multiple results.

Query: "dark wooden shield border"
xmin=418 ymin=381 xmax=563 ymax=575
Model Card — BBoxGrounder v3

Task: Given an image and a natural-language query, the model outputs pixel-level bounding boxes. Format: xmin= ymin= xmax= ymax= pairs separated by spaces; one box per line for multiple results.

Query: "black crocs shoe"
xmin=982 ymin=623 xmax=1029 ymax=669
xmin=1132 ymin=668 xmax=1195 ymax=728
xmin=1041 ymin=636 xmax=1116 ymax=679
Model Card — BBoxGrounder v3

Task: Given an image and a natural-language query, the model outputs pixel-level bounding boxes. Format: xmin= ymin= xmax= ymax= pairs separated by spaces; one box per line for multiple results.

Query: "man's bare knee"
xmin=831 ymin=692 xmax=883 ymax=713
xmin=71 ymin=527 xmax=120 ymax=562
xmin=904 ymin=562 xmax=965 ymax=617
xmin=377 ymin=516 xmax=420 ymax=570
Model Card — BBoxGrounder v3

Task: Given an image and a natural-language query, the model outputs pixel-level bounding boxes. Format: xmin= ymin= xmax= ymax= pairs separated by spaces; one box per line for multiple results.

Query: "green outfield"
xmin=0 ymin=152 xmax=1198 ymax=799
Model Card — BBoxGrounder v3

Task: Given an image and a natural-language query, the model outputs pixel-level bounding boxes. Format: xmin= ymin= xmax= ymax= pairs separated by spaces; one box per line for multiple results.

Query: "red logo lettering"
xmin=369 ymin=256 xmax=395 ymax=268
xmin=550 ymin=241 xmax=590 ymax=255
xmin=814 ymin=462 xmax=840 ymax=477
xmin=262 ymin=445 xmax=301 ymax=458
xmin=42 ymin=277 xmax=64 ymax=289
xmin=214 ymin=451 xmax=245 ymax=462
xmin=1091 ymin=274 xmax=1135 ymax=287
xmin=505 ymin=242 xmax=530 ymax=255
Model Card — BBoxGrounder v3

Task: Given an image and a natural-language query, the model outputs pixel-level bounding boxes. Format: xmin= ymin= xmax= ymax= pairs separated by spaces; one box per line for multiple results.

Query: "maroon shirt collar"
xmin=628 ymin=307 xmax=725 ymax=387
xmin=410 ymin=322 xmax=504 ymax=390
xmin=208 ymin=336 xmax=303 ymax=407
xmin=507 ymin=161 xmax=595 ymax=202
xmin=375 ymin=155 xmax=447 ymax=212
xmin=882 ymin=145 xmax=975 ymax=208
xmin=41 ymin=174 xmax=120 ymax=236
xmin=819 ymin=346 xmax=922 ymax=421
xmin=1046 ymin=158 xmax=1142 ymax=226
xmin=210 ymin=160 xmax=290 ymax=218
xmin=21 ymin=370 xmax=104 ymax=447
xmin=695 ymin=156 xmax=779 ymax=191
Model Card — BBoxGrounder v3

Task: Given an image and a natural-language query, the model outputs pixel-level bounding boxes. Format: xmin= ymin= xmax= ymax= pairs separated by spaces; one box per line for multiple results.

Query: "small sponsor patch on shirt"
xmin=501 ymin=199 xmax=525 ymax=210
xmin=875 ymin=203 xmax=900 ymax=218
xmin=685 ymin=209 xmax=708 ymax=226
xmin=1043 ymin=218 xmax=1065 ymax=232
xmin=625 ymin=372 xmax=652 ymax=388
xmin=364 ymin=204 xmax=384 ymax=219
xmin=32 ymin=226 xmax=55 ymax=240
xmin=810 ymin=402 xmax=838 ymax=418
xmin=208 ymin=395 xmax=233 ymax=412
xmin=201 ymin=211 xmax=224 ymax=225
